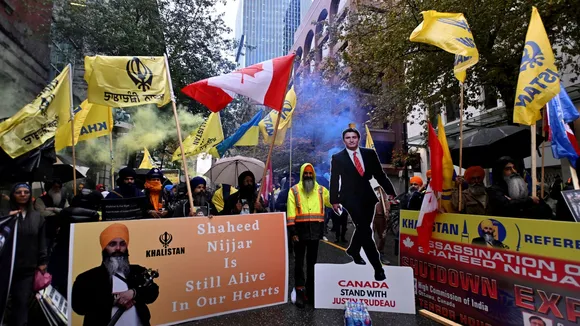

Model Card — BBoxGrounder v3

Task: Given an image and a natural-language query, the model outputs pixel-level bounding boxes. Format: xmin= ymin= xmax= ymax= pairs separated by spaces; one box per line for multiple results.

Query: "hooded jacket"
xmin=287 ymin=163 xmax=332 ymax=240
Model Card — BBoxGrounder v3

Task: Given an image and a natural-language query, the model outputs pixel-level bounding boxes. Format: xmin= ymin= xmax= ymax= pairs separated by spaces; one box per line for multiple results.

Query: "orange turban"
xmin=304 ymin=165 xmax=314 ymax=173
xmin=465 ymin=166 xmax=485 ymax=182
xmin=426 ymin=170 xmax=432 ymax=178
xmin=410 ymin=176 xmax=423 ymax=186
xmin=100 ymin=223 xmax=129 ymax=250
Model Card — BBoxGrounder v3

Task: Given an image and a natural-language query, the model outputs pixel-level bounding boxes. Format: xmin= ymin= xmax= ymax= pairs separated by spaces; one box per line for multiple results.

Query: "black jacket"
xmin=72 ymin=264 xmax=159 ymax=326
xmin=3 ymin=210 xmax=48 ymax=275
xmin=222 ymin=191 xmax=266 ymax=215
xmin=330 ymin=148 xmax=396 ymax=208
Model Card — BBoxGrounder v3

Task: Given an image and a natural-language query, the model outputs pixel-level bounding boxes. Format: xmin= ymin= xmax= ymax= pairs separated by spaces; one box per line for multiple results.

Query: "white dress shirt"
xmin=346 ymin=147 xmax=365 ymax=172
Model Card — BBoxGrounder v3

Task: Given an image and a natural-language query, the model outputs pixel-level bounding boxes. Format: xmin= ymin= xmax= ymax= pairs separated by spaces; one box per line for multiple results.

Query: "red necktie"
xmin=353 ymin=152 xmax=364 ymax=176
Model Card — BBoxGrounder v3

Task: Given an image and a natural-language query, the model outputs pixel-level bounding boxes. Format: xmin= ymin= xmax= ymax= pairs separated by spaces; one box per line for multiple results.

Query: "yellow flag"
xmin=55 ymin=102 xmax=91 ymax=151
xmin=139 ymin=148 xmax=157 ymax=169
xmin=259 ymin=86 xmax=296 ymax=145
xmin=173 ymin=112 xmax=224 ymax=161
xmin=410 ymin=11 xmax=479 ymax=82
xmin=0 ymin=65 xmax=71 ymax=158
xmin=84 ymin=56 xmax=171 ymax=108
xmin=365 ymin=125 xmax=375 ymax=149
xmin=513 ymin=7 xmax=560 ymax=125
xmin=78 ymin=102 xmax=113 ymax=142
xmin=54 ymin=100 xmax=113 ymax=151
xmin=437 ymin=115 xmax=456 ymax=213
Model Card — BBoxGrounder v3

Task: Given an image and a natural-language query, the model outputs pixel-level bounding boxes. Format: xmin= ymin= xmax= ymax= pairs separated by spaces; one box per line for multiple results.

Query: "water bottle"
xmin=363 ymin=312 xmax=372 ymax=326
xmin=344 ymin=310 xmax=355 ymax=326
xmin=354 ymin=312 xmax=363 ymax=326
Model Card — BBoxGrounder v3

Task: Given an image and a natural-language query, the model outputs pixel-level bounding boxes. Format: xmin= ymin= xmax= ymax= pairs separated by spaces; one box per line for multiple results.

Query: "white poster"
xmin=314 ymin=264 xmax=416 ymax=314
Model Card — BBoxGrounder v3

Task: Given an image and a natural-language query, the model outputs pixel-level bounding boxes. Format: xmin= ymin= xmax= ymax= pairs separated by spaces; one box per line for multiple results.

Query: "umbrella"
xmin=49 ymin=164 xmax=86 ymax=183
xmin=450 ymin=126 xmax=544 ymax=169
xmin=204 ymin=156 xmax=265 ymax=187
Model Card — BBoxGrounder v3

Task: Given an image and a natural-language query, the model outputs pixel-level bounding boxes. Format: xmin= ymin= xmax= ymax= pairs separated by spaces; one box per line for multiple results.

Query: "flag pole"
xmin=458 ymin=82 xmax=464 ymax=211
xmin=109 ymin=122 xmax=115 ymax=189
xmin=68 ymin=63 xmax=77 ymax=196
xmin=164 ymin=54 xmax=195 ymax=215
xmin=540 ymin=108 xmax=546 ymax=198
xmin=531 ymin=124 xmax=538 ymax=197
xmin=570 ymin=166 xmax=580 ymax=189
xmin=257 ymin=69 xmax=293 ymax=198
xmin=289 ymin=125 xmax=293 ymax=181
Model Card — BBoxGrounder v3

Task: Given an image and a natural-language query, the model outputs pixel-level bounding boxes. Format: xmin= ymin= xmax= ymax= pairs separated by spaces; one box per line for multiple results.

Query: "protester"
xmin=71 ymin=223 xmax=159 ymax=325
xmin=71 ymin=188 xmax=104 ymax=211
xmin=34 ymin=179 xmax=69 ymax=257
xmin=211 ymin=184 xmax=238 ymax=214
xmin=452 ymin=166 xmax=490 ymax=215
xmin=172 ymin=177 xmax=217 ymax=217
xmin=143 ymin=168 xmax=169 ymax=218
xmin=395 ymin=176 xmax=423 ymax=210
xmin=287 ymin=163 xmax=332 ymax=308
xmin=487 ymin=156 xmax=552 ymax=219
xmin=106 ymin=167 xmax=145 ymax=199
xmin=222 ymin=171 xmax=266 ymax=215
xmin=275 ymin=173 xmax=297 ymax=212
xmin=330 ymin=125 xmax=396 ymax=282
xmin=2 ymin=183 xmax=48 ymax=326
xmin=373 ymin=186 xmax=391 ymax=265
xmin=96 ymin=183 xmax=110 ymax=198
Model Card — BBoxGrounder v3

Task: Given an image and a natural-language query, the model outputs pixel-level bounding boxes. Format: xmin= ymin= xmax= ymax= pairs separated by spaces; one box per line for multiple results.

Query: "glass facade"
xmin=236 ymin=0 xmax=312 ymax=67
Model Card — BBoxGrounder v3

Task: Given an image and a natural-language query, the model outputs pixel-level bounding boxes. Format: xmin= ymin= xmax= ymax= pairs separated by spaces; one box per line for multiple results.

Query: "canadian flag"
xmin=182 ymin=54 xmax=295 ymax=112
xmin=417 ymin=123 xmax=443 ymax=252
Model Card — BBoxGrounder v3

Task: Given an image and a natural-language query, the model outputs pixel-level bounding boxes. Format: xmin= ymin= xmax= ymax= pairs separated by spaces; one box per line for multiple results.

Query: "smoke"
xmin=76 ymin=105 xmax=203 ymax=167
xmin=290 ymin=73 xmax=366 ymax=174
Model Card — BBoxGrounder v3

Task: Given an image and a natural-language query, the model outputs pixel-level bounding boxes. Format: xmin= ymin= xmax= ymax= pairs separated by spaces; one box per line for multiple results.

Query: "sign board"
xmin=314 ymin=263 xmax=416 ymax=314
xmin=68 ymin=213 xmax=288 ymax=325
xmin=101 ymin=197 xmax=147 ymax=221
xmin=561 ymin=189 xmax=580 ymax=222
xmin=399 ymin=211 xmax=580 ymax=326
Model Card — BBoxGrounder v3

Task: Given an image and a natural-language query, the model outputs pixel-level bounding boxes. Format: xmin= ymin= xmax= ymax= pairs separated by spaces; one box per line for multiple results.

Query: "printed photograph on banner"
xmin=399 ymin=210 xmax=580 ymax=326
xmin=68 ymin=213 xmax=288 ymax=326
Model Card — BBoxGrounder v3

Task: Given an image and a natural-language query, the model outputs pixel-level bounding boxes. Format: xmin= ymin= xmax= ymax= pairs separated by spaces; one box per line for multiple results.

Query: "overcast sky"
xmin=216 ymin=0 xmax=239 ymax=39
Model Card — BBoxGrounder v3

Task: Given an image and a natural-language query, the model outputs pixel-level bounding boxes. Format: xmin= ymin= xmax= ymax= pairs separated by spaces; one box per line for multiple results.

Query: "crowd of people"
xmin=1 ymin=131 xmax=577 ymax=323
xmin=397 ymin=156 xmax=576 ymax=222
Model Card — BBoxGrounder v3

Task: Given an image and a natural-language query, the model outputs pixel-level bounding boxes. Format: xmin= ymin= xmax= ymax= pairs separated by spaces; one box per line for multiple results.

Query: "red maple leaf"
xmin=234 ymin=63 xmax=264 ymax=83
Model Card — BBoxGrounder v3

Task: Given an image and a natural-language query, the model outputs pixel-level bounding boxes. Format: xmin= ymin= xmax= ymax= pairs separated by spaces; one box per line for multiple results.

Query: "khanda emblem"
xmin=520 ymin=41 xmax=545 ymax=72
xmin=126 ymin=57 xmax=153 ymax=91
xmin=159 ymin=231 xmax=173 ymax=248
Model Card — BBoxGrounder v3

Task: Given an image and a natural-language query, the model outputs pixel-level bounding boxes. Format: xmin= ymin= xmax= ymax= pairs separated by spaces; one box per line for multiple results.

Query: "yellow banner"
xmin=513 ymin=7 xmax=560 ymax=125
xmin=365 ymin=125 xmax=375 ymax=149
xmin=68 ymin=213 xmax=288 ymax=325
xmin=410 ymin=11 xmax=479 ymax=82
xmin=85 ymin=56 xmax=171 ymax=108
xmin=0 ymin=65 xmax=71 ymax=158
xmin=437 ymin=116 xmax=456 ymax=213
xmin=173 ymin=112 xmax=224 ymax=161
xmin=235 ymin=127 xmax=260 ymax=146
xmin=139 ymin=148 xmax=157 ymax=169
xmin=259 ymin=86 xmax=296 ymax=146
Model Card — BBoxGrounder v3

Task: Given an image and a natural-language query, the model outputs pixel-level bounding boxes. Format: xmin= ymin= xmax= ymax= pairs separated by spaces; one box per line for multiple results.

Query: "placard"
xmin=399 ymin=211 xmax=580 ymax=326
xmin=101 ymin=197 xmax=147 ymax=221
xmin=314 ymin=264 xmax=416 ymax=314
xmin=67 ymin=213 xmax=288 ymax=325
xmin=561 ymin=189 xmax=580 ymax=222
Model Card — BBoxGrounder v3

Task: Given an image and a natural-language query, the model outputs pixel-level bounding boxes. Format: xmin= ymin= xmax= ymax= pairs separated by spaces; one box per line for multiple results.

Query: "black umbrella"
xmin=50 ymin=164 xmax=86 ymax=183
xmin=450 ymin=126 xmax=544 ymax=169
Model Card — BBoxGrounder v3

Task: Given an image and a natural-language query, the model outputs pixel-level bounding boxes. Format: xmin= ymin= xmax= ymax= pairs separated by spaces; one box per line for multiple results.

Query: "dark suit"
xmin=72 ymin=264 xmax=159 ymax=326
xmin=471 ymin=237 xmax=506 ymax=249
xmin=330 ymin=148 xmax=396 ymax=271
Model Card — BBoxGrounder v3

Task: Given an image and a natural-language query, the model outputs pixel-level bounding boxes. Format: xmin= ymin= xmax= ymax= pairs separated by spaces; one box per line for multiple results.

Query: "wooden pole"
xmin=109 ymin=124 xmax=115 ymax=189
xmin=289 ymin=125 xmax=293 ymax=180
xmin=531 ymin=124 xmax=538 ymax=197
xmin=68 ymin=63 xmax=77 ymax=196
xmin=570 ymin=165 xmax=580 ymax=190
xmin=458 ymin=82 xmax=464 ymax=211
xmin=541 ymin=109 xmax=546 ymax=198
xmin=257 ymin=112 xmax=282 ymax=197
xmin=164 ymin=54 xmax=195 ymax=216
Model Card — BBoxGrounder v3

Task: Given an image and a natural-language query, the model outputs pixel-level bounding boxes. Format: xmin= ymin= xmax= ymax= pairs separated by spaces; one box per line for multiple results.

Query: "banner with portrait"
xmin=101 ymin=197 xmax=147 ymax=221
xmin=67 ymin=213 xmax=288 ymax=325
xmin=399 ymin=211 xmax=580 ymax=326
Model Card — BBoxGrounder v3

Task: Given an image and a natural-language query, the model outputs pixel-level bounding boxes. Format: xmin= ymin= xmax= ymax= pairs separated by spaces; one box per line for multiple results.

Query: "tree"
xmin=337 ymin=0 xmax=580 ymax=126
xmin=52 ymin=0 xmax=235 ymax=114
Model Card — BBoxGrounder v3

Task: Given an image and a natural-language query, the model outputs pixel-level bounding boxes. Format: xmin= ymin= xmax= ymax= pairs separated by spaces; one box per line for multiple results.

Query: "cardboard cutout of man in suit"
xmin=330 ymin=124 xmax=397 ymax=281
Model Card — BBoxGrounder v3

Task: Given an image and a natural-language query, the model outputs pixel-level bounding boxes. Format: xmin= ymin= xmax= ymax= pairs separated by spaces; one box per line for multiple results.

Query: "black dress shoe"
xmin=346 ymin=250 xmax=366 ymax=265
xmin=295 ymin=288 xmax=306 ymax=308
xmin=374 ymin=270 xmax=386 ymax=281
